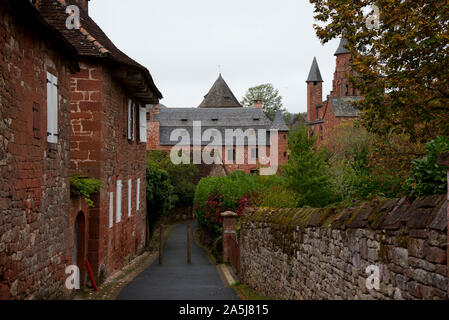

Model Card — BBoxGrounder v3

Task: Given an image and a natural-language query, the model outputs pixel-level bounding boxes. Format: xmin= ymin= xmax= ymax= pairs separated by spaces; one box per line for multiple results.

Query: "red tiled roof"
xmin=37 ymin=0 xmax=162 ymax=102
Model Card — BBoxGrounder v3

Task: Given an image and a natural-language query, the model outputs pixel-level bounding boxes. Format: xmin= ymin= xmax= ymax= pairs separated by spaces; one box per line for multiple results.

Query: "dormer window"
xmin=253 ymin=117 xmax=260 ymax=121
xmin=181 ymin=118 xmax=188 ymax=122
xmin=212 ymin=117 xmax=218 ymax=121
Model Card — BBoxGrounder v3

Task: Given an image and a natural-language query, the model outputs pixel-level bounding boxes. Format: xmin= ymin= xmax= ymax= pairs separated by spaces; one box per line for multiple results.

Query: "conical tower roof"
xmin=334 ymin=38 xmax=350 ymax=56
xmin=198 ymin=74 xmax=242 ymax=108
xmin=306 ymin=57 xmax=323 ymax=83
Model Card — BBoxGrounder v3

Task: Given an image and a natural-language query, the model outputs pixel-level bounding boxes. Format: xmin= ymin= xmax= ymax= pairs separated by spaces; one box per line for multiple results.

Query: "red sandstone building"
xmin=0 ymin=0 xmax=161 ymax=299
xmin=306 ymin=38 xmax=362 ymax=142
xmin=36 ymin=0 xmax=162 ymax=282
xmin=147 ymin=74 xmax=289 ymax=175
xmin=0 ymin=0 xmax=80 ymax=299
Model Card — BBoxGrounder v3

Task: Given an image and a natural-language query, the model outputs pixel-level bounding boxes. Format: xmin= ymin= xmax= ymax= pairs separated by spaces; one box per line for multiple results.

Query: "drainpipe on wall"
xmin=437 ymin=151 xmax=449 ymax=299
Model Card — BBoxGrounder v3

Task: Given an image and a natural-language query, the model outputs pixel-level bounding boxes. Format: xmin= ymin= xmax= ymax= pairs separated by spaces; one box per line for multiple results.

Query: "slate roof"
xmin=330 ymin=97 xmax=362 ymax=117
xmin=198 ymin=75 xmax=242 ymax=108
xmin=306 ymin=57 xmax=323 ymax=83
xmin=271 ymin=110 xmax=290 ymax=131
xmin=334 ymin=38 xmax=350 ymax=56
xmin=155 ymin=108 xmax=274 ymax=146
xmin=37 ymin=0 xmax=162 ymax=102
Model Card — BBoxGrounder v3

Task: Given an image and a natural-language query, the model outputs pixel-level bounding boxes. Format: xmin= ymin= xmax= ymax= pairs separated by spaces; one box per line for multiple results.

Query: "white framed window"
xmin=139 ymin=106 xmax=147 ymax=143
xmin=109 ymin=192 xmax=114 ymax=229
xmin=136 ymin=178 xmax=141 ymax=213
xmin=116 ymin=180 xmax=122 ymax=223
xmin=128 ymin=179 xmax=132 ymax=217
xmin=46 ymin=72 xmax=58 ymax=143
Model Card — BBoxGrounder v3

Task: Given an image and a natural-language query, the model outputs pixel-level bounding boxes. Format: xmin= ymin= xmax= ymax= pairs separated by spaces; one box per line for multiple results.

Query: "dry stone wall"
xmin=239 ymin=195 xmax=448 ymax=300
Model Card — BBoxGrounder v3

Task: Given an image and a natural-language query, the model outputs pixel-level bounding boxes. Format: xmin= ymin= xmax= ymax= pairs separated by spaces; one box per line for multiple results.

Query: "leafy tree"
xmin=283 ymin=125 xmax=334 ymax=207
xmin=322 ymin=122 xmax=404 ymax=201
xmin=407 ymin=136 xmax=449 ymax=197
xmin=309 ymin=0 xmax=449 ymax=142
xmin=146 ymin=163 xmax=175 ymax=234
xmin=241 ymin=84 xmax=285 ymax=120
xmin=147 ymin=151 xmax=199 ymax=207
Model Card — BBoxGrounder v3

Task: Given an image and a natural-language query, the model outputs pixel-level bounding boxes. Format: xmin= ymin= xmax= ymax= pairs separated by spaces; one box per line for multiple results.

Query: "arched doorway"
xmin=72 ymin=211 xmax=86 ymax=288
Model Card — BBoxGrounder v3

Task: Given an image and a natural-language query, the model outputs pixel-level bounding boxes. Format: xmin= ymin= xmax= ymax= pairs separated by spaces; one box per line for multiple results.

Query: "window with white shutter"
xmin=136 ymin=178 xmax=141 ymax=213
xmin=116 ymin=180 xmax=122 ymax=223
xmin=128 ymin=179 xmax=132 ymax=217
xmin=46 ymin=72 xmax=58 ymax=144
xmin=127 ymin=100 xmax=132 ymax=141
xmin=109 ymin=192 xmax=114 ymax=228
xmin=139 ymin=106 xmax=147 ymax=143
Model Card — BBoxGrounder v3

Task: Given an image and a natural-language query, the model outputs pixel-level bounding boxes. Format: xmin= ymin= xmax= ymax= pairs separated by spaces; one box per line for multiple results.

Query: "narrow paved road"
xmin=117 ymin=223 xmax=238 ymax=300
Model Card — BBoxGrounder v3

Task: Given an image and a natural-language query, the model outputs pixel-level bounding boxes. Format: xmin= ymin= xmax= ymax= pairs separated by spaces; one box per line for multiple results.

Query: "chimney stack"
xmin=253 ymin=99 xmax=263 ymax=110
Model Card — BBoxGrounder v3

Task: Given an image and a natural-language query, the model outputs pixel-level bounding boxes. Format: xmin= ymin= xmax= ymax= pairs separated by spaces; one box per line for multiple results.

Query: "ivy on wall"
xmin=70 ymin=175 xmax=102 ymax=207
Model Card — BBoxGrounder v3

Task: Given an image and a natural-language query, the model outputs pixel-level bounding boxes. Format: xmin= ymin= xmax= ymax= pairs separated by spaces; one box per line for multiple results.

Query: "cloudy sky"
xmin=90 ymin=0 xmax=341 ymax=114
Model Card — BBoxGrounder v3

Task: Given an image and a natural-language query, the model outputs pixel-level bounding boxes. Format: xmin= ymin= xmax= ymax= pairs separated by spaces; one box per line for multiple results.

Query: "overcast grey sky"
xmin=90 ymin=0 xmax=341 ymax=114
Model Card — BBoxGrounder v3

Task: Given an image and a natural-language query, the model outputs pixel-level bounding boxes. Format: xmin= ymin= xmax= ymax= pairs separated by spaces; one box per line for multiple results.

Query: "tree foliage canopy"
xmin=147 ymin=151 xmax=199 ymax=207
xmin=310 ymin=0 xmax=449 ymax=142
xmin=283 ymin=125 xmax=334 ymax=207
xmin=241 ymin=84 xmax=285 ymax=121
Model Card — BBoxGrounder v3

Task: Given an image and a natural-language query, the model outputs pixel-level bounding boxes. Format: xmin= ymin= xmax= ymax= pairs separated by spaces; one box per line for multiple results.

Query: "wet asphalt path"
xmin=117 ymin=223 xmax=238 ymax=300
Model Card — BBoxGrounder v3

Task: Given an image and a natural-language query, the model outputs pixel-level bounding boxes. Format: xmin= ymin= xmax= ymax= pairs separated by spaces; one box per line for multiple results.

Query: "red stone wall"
xmin=0 ymin=2 xmax=73 ymax=299
xmin=307 ymin=82 xmax=323 ymax=122
xmin=146 ymin=120 xmax=160 ymax=151
xmin=70 ymin=61 xmax=147 ymax=282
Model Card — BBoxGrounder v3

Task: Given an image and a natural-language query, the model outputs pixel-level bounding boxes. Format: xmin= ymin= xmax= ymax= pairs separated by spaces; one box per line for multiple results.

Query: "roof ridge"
xmin=56 ymin=0 xmax=109 ymax=54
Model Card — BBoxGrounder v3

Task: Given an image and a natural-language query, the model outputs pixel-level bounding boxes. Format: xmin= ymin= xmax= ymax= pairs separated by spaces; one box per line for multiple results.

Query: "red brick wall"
xmin=0 ymin=2 xmax=73 ymax=299
xmin=146 ymin=120 xmax=160 ymax=151
xmin=307 ymin=82 xmax=323 ymax=122
xmin=70 ymin=61 xmax=147 ymax=282
xmin=332 ymin=53 xmax=359 ymax=98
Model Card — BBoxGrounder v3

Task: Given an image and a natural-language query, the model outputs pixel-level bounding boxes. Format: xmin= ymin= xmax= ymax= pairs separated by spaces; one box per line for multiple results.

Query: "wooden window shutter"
xmin=127 ymin=100 xmax=132 ymax=140
xmin=33 ymin=102 xmax=40 ymax=139
xmin=46 ymin=72 xmax=58 ymax=143
xmin=128 ymin=179 xmax=132 ymax=217
xmin=139 ymin=106 xmax=147 ymax=143
xmin=136 ymin=178 xmax=141 ymax=213
xmin=132 ymin=103 xmax=136 ymax=141
xmin=109 ymin=192 xmax=114 ymax=229
xmin=116 ymin=180 xmax=122 ymax=223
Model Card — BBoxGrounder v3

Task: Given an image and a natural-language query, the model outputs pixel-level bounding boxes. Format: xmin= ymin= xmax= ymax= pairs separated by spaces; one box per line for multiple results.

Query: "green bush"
xmin=146 ymin=163 xmax=175 ymax=234
xmin=70 ymin=175 xmax=102 ymax=207
xmin=193 ymin=172 xmax=298 ymax=235
xmin=283 ymin=125 xmax=335 ymax=207
xmin=407 ymin=136 xmax=449 ymax=197
xmin=147 ymin=151 xmax=199 ymax=207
